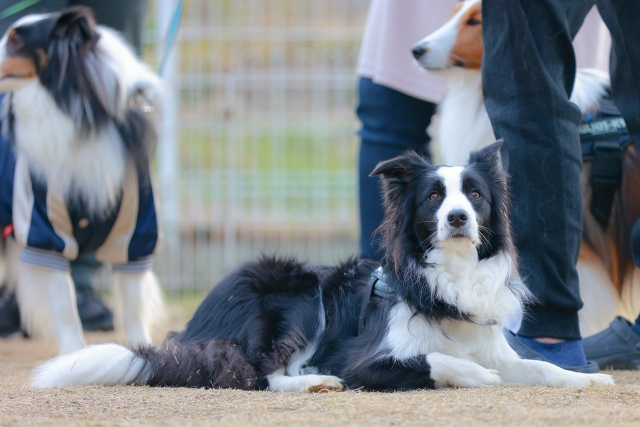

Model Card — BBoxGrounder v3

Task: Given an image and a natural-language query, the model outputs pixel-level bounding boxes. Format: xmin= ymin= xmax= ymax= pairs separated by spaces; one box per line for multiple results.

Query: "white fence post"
xmin=156 ymin=0 xmax=180 ymax=289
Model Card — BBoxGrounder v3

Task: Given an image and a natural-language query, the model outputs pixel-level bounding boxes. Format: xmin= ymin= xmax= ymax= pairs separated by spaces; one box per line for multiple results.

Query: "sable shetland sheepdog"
xmin=31 ymin=142 xmax=613 ymax=391
xmin=411 ymin=0 xmax=640 ymax=337
xmin=0 ymin=7 xmax=163 ymax=355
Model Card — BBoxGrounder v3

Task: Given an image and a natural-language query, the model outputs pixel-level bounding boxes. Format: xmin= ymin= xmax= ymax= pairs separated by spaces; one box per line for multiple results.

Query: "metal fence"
xmin=142 ymin=0 xmax=369 ymax=294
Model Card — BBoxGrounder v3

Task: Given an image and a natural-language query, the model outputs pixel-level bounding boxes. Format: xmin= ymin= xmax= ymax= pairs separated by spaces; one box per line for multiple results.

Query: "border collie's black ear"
xmin=53 ymin=6 xmax=99 ymax=46
xmin=469 ymin=139 xmax=508 ymax=173
xmin=370 ymin=151 xmax=429 ymax=178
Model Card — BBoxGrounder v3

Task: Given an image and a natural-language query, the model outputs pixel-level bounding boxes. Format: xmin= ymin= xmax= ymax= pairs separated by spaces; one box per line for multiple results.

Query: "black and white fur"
xmin=410 ymin=0 xmax=639 ymax=337
xmin=0 ymin=8 xmax=163 ymax=354
xmin=31 ymin=142 xmax=613 ymax=390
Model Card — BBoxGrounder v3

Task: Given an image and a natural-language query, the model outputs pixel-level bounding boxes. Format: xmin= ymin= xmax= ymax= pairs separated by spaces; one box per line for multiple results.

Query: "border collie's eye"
xmin=467 ymin=17 xmax=481 ymax=26
xmin=7 ymin=35 xmax=20 ymax=49
xmin=470 ymin=190 xmax=481 ymax=199
xmin=429 ymin=192 xmax=440 ymax=201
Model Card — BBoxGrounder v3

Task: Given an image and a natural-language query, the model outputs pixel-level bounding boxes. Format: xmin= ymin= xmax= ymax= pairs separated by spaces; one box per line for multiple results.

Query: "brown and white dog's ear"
xmin=451 ymin=1 xmax=464 ymax=16
xmin=53 ymin=6 xmax=100 ymax=46
xmin=449 ymin=0 xmax=483 ymax=69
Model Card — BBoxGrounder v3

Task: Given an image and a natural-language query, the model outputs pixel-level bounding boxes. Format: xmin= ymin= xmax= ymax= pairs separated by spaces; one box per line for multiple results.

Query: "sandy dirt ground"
xmin=2 ymin=304 xmax=640 ymax=427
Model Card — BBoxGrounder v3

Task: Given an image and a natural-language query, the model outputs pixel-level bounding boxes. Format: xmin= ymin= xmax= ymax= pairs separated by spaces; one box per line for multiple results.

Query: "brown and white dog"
xmin=411 ymin=0 xmax=640 ymax=337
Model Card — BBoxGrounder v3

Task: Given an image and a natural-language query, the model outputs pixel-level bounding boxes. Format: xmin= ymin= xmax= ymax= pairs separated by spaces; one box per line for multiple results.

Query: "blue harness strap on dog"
xmin=358 ymin=266 xmax=394 ymax=335
xmin=580 ymin=91 xmax=632 ymax=230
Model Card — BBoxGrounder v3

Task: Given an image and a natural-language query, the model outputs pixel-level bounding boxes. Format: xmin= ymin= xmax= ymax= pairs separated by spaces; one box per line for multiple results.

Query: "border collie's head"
xmin=371 ymin=140 xmax=513 ymax=273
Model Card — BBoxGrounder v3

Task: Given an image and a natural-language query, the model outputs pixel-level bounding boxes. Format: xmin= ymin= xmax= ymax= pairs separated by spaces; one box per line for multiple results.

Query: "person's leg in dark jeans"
xmin=581 ymin=0 xmax=640 ymax=368
xmin=71 ymin=254 xmax=114 ymax=331
xmin=0 ymin=282 xmax=20 ymax=337
xmin=483 ymin=0 xmax=596 ymax=368
xmin=357 ymin=77 xmax=437 ymax=261
xmin=597 ymin=0 xmax=640 ymax=146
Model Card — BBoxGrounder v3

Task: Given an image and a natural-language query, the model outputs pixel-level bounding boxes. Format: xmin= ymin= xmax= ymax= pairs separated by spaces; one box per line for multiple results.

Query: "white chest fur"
xmin=381 ymin=249 xmax=522 ymax=362
xmin=10 ymin=82 xmax=126 ymax=215
xmin=382 ymin=303 xmax=502 ymax=361
xmin=424 ymin=247 xmax=521 ymax=325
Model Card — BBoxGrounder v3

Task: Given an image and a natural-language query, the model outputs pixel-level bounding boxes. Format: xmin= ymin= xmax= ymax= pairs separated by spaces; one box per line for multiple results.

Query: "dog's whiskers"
xmin=415 ymin=220 xmax=438 ymax=225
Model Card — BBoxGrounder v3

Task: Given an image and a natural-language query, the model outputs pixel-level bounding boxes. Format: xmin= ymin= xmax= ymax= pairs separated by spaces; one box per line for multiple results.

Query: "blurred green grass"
xmin=166 ymin=290 xmax=208 ymax=318
xmin=177 ymin=124 xmax=358 ymax=171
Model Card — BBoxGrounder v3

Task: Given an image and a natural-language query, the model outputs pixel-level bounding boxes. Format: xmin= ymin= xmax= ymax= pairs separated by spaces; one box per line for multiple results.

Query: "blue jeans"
xmin=357 ymin=77 xmax=437 ymax=260
xmin=483 ymin=0 xmax=640 ymax=339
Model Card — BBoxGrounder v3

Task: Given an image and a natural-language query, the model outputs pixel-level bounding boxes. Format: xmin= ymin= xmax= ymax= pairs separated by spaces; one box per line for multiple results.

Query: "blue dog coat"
xmin=0 ymin=95 xmax=160 ymax=273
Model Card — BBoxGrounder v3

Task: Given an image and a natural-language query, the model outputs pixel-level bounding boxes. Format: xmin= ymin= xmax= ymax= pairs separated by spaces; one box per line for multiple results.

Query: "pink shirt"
xmin=357 ymin=0 xmax=611 ymax=104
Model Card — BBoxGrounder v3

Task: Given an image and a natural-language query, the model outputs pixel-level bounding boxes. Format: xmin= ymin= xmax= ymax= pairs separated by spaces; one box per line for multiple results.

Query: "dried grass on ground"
xmin=1 ymin=304 xmax=639 ymax=427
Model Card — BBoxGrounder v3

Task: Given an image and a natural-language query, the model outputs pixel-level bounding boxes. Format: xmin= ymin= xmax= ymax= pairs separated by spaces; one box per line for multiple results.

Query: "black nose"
xmin=447 ymin=209 xmax=468 ymax=228
xmin=412 ymin=45 xmax=427 ymax=60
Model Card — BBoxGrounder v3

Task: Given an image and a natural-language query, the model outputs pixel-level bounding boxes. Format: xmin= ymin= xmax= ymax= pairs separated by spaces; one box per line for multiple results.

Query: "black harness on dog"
xmin=580 ymin=92 xmax=633 ymax=230
xmin=358 ymin=266 xmax=393 ymax=335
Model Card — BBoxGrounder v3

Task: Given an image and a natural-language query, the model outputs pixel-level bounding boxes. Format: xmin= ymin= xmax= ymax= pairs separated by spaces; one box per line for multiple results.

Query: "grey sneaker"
xmin=583 ymin=316 xmax=640 ymax=370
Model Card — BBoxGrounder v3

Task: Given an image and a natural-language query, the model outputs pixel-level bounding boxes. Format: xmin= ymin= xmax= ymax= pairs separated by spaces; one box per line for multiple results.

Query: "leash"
xmin=0 ymin=0 xmax=44 ymax=20
xmin=157 ymin=0 xmax=183 ymax=76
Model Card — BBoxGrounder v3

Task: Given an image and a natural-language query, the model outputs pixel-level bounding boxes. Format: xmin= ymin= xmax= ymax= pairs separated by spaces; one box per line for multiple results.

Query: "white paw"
xmin=452 ymin=367 xmax=502 ymax=388
xmin=428 ymin=353 xmax=502 ymax=388
xmin=560 ymin=372 xmax=615 ymax=388
xmin=267 ymin=373 xmax=344 ymax=393
xmin=301 ymin=375 xmax=344 ymax=393
xmin=587 ymin=373 xmax=615 ymax=387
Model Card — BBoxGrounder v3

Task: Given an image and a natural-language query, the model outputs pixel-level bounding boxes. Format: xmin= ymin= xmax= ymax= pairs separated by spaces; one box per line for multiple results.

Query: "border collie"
xmin=31 ymin=141 xmax=613 ymax=390
xmin=0 ymin=7 xmax=163 ymax=355
xmin=411 ymin=0 xmax=639 ymax=337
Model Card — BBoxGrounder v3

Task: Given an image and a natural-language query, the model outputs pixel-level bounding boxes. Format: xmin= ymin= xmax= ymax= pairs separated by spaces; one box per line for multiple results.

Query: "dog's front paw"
xmin=428 ymin=353 xmax=502 ymax=388
xmin=560 ymin=372 xmax=615 ymax=388
xmin=460 ymin=367 xmax=502 ymax=388
xmin=303 ymin=375 xmax=344 ymax=393
xmin=267 ymin=373 xmax=344 ymax=392
xmin=587 ymin=373 xmax=614 ymax=387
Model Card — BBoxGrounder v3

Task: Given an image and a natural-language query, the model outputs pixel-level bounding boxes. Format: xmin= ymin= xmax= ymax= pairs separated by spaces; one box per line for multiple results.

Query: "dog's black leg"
xmin=343 ymin=356 xmax=435 ymax=391
xmin=345 ymin=352 xmax=509 ymax=390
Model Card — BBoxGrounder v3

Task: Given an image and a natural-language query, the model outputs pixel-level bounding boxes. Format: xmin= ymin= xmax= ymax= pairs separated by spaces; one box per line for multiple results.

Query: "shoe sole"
xmin=596 ymin=359 xmax=640 ymax=370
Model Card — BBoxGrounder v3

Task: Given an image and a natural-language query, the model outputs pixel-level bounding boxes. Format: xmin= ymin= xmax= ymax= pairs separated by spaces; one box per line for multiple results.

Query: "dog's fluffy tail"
xmin=31 ymin=339 xmax=267 ymax=390
xmin=31 ymin=344 xmax=146 ymax=388
xmin=571 ymin=68 xmax=610 ymax=114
